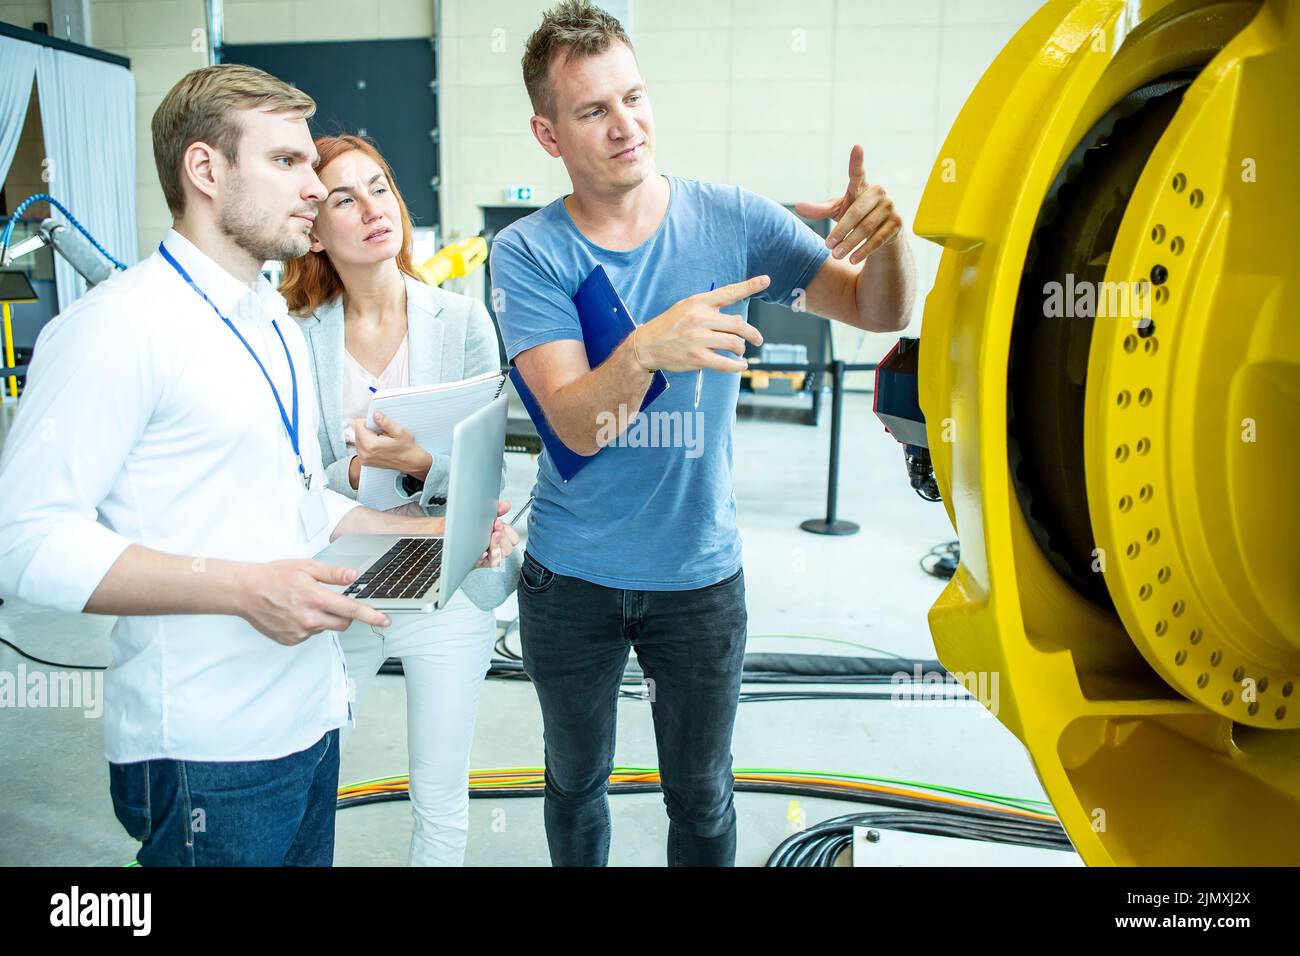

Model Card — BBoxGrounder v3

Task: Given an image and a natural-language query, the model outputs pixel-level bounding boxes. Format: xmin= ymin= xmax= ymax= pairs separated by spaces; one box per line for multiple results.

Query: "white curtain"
xmin=0 ymin=36 xmax=39 ymax=191
xmin=36 ymin=45 xmax=138 ymax=310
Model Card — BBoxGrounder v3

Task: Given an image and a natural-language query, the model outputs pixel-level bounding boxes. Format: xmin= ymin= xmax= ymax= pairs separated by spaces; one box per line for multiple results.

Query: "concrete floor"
xmin=0 ymin=389 xmax=1059 ymax=866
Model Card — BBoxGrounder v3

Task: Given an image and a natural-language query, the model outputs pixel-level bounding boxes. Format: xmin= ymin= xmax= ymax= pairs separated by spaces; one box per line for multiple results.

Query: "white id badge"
xmin=298 ymin=486 xmax=329 ymax=541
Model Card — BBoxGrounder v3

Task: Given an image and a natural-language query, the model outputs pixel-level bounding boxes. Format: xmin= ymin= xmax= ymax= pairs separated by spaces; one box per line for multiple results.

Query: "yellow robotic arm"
xmin=915 ymin=0 xmax=1298 ymax=864
xmin=415 ymin=235 xmax=488 ymax=287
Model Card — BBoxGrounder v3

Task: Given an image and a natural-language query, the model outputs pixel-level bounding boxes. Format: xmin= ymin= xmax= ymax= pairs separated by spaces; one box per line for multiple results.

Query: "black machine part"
xmin=873 ymin=336 xmax=940 ymax=502
xmin=905 ymin=445 xmax=941 ymax=502
xmin=1006 ymin=73 xmax=1195 ymax=609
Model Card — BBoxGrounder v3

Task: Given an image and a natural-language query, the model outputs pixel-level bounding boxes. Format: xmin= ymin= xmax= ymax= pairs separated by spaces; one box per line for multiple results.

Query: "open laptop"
xmin=314 ymin=393 xmax=508 ymax=612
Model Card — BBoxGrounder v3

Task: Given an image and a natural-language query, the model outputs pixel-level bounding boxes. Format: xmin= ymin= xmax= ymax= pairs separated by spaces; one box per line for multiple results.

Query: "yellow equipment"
xmin=914 ymin=0 xmax=1298 ymax=864
xmin=1 ymin=270 xmax=38 ymax=398
xmin=416 ymin=235 xmax=488 ymax=288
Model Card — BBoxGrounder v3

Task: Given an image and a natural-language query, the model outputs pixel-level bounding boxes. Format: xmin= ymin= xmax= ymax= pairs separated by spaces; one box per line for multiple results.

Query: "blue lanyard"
xmin=158 ymin=242 xmax=310 ymax=489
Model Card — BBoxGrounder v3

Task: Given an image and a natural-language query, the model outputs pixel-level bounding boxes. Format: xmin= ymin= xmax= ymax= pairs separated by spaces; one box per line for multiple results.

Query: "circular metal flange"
xmin=1087 ymin=27 xmax=1300 ymax=728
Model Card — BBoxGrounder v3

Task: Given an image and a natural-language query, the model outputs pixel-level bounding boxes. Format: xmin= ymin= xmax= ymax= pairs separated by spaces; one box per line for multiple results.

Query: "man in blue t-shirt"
xmin=490 ymin=1 xmax=916 ymax=867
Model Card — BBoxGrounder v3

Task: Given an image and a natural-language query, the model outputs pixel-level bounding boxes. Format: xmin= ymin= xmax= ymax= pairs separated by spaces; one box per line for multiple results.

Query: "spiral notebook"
xmin=509 ymin=264 xmax=669 ymax=481
xmin=357 ymin=369 xmax=506 ymax=510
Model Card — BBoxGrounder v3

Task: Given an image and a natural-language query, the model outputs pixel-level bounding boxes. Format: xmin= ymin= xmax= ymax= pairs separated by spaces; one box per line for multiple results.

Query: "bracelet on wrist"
xmin=630 ymin=327 xmax=658 ymax=374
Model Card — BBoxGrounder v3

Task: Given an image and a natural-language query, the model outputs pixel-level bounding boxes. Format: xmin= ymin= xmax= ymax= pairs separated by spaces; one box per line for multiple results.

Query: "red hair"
xmin=279 ymin=134 xmax=421 ymax=316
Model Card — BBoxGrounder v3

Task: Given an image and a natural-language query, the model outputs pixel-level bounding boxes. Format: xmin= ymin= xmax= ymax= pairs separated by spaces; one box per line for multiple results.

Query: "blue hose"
xmin=0 ymin=193 xmax=127 ymax=271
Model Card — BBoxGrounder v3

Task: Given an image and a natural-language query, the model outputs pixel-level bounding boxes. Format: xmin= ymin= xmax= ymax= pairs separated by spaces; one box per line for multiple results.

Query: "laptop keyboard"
xmin=343 ymin=537 xmax=443 ymax=601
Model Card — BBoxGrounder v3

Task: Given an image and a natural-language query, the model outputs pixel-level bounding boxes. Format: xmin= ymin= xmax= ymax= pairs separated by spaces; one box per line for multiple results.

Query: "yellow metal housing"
xmin=914 ymin=0 xmax=1299 ymax=864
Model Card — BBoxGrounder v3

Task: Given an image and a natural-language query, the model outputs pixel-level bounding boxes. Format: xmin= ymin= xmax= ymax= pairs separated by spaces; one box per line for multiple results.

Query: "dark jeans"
xmin=517 ymin=551 xmax=747 ymax=867
xmin=108 ymin=729 xmax=340 ymax=866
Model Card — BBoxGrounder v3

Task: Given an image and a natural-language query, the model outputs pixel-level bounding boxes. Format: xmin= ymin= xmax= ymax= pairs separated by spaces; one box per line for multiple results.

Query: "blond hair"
xmin=523 ymin=0 xmax=634 ymax=118
xmin=151 ymin=64 xmax=316 ymax=216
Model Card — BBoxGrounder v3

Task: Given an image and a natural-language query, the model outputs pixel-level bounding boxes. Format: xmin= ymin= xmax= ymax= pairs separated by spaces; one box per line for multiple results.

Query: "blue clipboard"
xmin=510 ymin=265 xmax=669 ymax=481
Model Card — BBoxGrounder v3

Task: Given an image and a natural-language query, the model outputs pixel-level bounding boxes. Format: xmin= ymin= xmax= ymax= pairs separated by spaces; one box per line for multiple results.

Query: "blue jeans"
xmin=108 ymin=729 xmax=340 ymax=866
xmin=517 ymin=551 xmax=747 ymax=867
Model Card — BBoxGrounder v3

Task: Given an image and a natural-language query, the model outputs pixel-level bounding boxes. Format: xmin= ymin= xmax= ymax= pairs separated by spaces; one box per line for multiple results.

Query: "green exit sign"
xmin=504 ymin=185 xmax=534 ymax=203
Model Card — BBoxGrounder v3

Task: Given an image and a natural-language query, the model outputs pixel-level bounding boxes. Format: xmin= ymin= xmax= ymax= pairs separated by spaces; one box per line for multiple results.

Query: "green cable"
xmin=734 ymin=766 xmax=1055 ymax=814
xmin=123 ymin=766 xmax=1054 ymax=864
xmin=340 ymin=765 xmax=1055 ymax=816
xmin=614 ymin=764 xmax=1054 ymax=814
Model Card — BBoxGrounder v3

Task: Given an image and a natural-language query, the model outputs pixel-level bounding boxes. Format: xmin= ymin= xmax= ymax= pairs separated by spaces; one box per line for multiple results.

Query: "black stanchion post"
xmin=801 ymin=359 xmax=859 ymax=535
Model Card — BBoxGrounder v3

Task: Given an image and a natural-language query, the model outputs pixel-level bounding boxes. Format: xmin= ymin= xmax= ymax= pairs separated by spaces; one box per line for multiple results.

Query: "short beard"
xmin=217 ymin=170 xmax=311 ymax=263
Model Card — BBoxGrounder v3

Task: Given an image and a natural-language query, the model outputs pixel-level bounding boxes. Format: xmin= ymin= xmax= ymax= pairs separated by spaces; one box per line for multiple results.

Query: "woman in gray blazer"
xmin=282 ymin=134 xmax=520 ymax=866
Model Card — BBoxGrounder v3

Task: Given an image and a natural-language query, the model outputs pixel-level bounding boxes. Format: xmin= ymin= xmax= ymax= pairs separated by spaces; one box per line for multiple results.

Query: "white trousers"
xmin=338 ymin=590 xmax=495 ymax=866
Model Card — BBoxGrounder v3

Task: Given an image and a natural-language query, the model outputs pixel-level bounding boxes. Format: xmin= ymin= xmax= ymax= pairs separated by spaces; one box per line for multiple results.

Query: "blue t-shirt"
xmin=490 ymin=175 xmax=830 ymax=590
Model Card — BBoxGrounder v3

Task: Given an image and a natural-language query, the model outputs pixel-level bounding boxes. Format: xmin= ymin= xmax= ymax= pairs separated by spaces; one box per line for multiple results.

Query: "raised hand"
xmin=796 ymin=144 xmax=902 ymax=265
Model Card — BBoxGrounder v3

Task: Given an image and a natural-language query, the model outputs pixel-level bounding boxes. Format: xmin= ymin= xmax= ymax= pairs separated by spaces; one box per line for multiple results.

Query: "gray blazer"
xmin=296 ymin=273 xmax=520 ymax=612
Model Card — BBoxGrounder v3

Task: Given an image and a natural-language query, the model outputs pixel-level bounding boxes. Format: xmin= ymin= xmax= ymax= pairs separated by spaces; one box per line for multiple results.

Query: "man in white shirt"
xmin=0 ymin=64 xmax=514 ymax=866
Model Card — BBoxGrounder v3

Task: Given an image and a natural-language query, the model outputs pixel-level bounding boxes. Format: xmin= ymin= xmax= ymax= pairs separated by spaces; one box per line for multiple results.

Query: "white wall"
xmin=1 ymin=1 xmax=211 ymax=257
xmin=439 ymin=0 xmax=1044 ymax=367
xmin=0 ymin=0 xmax=52 ymax=34
xmin=1 ymin=0 xmax=437 ymax=258
xmin=3 ymin=0 xmax=1046 ymax=362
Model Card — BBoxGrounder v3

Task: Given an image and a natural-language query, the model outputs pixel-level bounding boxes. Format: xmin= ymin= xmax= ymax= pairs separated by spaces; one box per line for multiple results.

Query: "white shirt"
xmin=0 ymin=228 xmax=361 ymax=763
xmin=341 ymin=335 xmax=409 ymax=438
xmin=340 ymin=336 xmax=423 ymax=517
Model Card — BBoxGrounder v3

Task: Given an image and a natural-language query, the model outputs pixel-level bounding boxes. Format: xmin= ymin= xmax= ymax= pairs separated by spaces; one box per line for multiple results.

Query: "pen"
xmin=694 ymin=282 xmax=715 ymax=409
xmin=508 ymin=495 xmax=535 ymax=528
xmin=485 ymin=496 xmax=534 ymax=566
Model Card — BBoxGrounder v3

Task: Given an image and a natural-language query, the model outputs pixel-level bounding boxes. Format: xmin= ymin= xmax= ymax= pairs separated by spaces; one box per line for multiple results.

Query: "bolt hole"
xmin=1136 ymin=438 xmax=1151 ymax=456
xmin=1247 ymin=700 xmax=1259 ymax=717
xmin=1143 ymin=337 xmax=1159 ymax=355
xmin=1154 ymin=619 xmax=1167 ymax=635
xmin=1126 ymin=541 xmax=1140 ymax=559
xmin=1232 ymin=666 xmax=1245 ymax=682
xmin=1116 ymin=390 xmax=1130 ymax=408
xmin=1196 ymin=673 xmax=1208 ymax=689
xmin=1118 ymin=495 xmax=1132 ymax=512
xmin=1172 ymin=173 xmax=1186 ymax=193
xmin=1139 ymin=583 xmax=1152 ymax=601
xmin=1138 ymin=388 xmax=1153 ymax=407
xmin=1188 ymin=625 xmax=1201 ymax=643
xmin=1189 ymin=188 xmax=1204 ymax=208
xmin=1115 ymin=444 xmax=1130 ymax=462
xmin=1283 ymin=682 xmax=1293 ymax=698
xmin=1259 ymin=676 xmax=1269 ymax=693
xmin=1170 ymin=236 xmax=1184 ymax=255
xmin=1210 ymin=650 xmax=1222 ymax=667
xmin=1123 ymin=335 xmax=1138 ymax=353
xmin=1175 ymin=649 xmax=1187 ymax=665
xmin=1154 ymin=286 xmax=1168 ymax=306
xmin=1171 ymin=598 xmax=1184 ymax=616
xmin=1151 ymin=224 xmax=1166 ymax=243
xmin=1220 ymin=690 xmax=1233 ymax=705
xmin=1157 ymin=565 xmax=1170 ymax=583
xmin=1276 ymin=706 xmax=1287 ymax=721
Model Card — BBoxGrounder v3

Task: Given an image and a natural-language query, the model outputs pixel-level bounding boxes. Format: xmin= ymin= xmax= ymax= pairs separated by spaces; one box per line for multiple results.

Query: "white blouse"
xmin=342 ymin=335 xmax=423 ymax=515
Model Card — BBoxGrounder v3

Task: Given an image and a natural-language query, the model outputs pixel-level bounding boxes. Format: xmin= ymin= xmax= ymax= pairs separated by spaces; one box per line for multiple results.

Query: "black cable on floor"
xmin=920 ymin=540 xmax=960 ymax=580
xmin=0 ymin=635 xmax=107 ymax=670
xmin=335 ymin=778 xmax=1073 ymax=865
